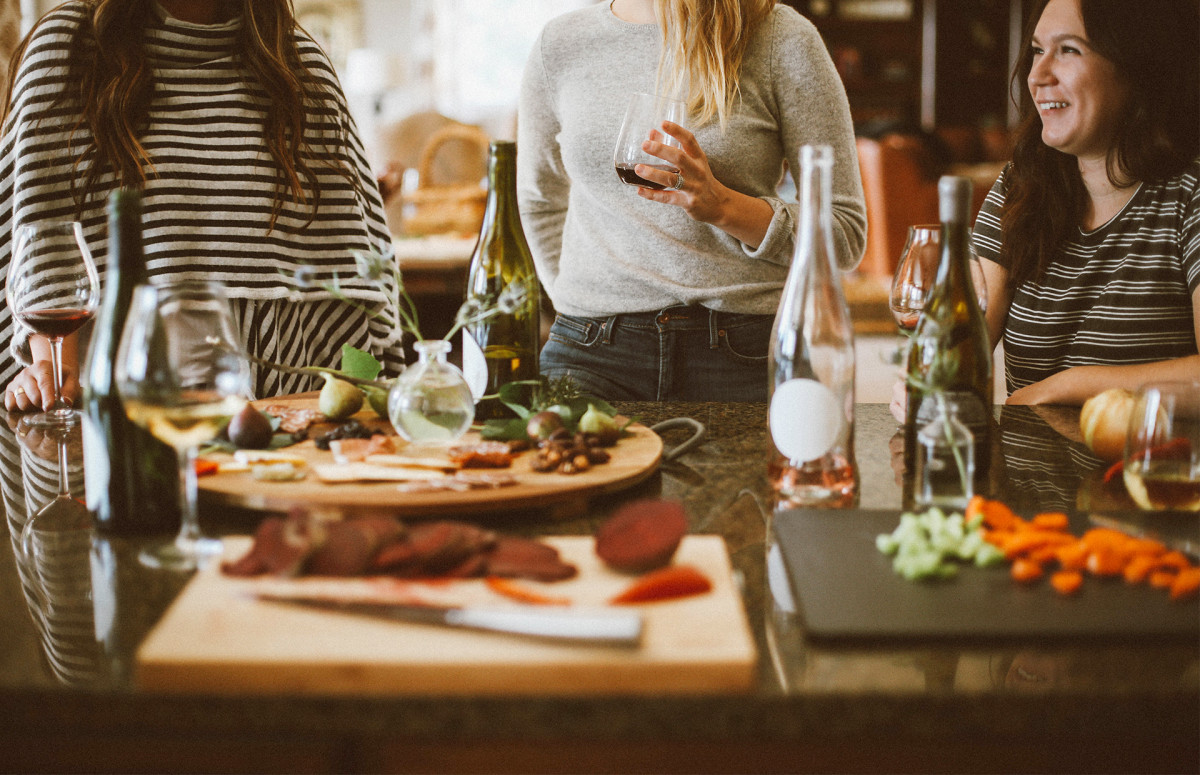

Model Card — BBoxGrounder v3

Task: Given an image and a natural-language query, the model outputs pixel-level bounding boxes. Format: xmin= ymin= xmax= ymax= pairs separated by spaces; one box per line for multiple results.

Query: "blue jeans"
xmin=539 ymin=305 xmax=771 ymax=402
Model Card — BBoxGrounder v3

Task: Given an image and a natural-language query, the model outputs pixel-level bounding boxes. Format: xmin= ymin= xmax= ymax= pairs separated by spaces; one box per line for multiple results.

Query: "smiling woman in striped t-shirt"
xmin=970 ymin=0 xmax=1198 ymax=406
xmin=0 ymin=0 xmax=404 ymax=413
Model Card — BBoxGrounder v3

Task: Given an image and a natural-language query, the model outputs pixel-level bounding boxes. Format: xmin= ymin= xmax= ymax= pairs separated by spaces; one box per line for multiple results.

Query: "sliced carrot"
xmin=1148 ymin=570 xmax=1179 ymax=589
xmin=195 ymin=459 xmax=220 ymax=477
xmin=610 ymin=565 xmax=712 ymax=605
xmin=1086 ymin=548 xmax=1126 ymax=577
xmin=964 ymin=495 xmax=987 ymax=523
xmin=1123 ymin=554 xmax=1158 ymax=584
xmin=980 ymin=499 xmax=1020 ymax=531
xmin=484 ymin=576 xmax=571 ymax=606
xmin=1001 ymin=531 xmax=1075 ymax=559
xmin=1169 ymin=568 xmax=1200 ymax=601
xmin=1155 ymin=551 xmax=1191 ymax=571
xmin=1054 ymin=542 xmax=1090 ymax=572
xmin=1031 ymin=512 xmax=1070 ymax=531
xmin=1050 ymin=570 xmax=1084 ymax=596
xmin=1011 ymin=558 xmax=1044 ymax=584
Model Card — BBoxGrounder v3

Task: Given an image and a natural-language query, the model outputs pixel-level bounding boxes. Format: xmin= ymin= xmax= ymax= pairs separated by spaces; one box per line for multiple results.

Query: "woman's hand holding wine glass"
xmin=116 ymin=280 xmax=251 ymax=571
xmin=5 ymin=222 xmax=100 ymax=424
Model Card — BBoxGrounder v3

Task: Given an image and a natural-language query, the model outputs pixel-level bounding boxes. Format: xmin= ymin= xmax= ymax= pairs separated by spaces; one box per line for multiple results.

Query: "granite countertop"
xmin=0 ymin=403 xmax=1195 ymax=773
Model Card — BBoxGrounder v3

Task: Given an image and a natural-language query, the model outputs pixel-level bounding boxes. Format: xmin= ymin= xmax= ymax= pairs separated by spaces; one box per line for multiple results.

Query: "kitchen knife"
xmin=257 ymin=593 xmax=644 ymax=647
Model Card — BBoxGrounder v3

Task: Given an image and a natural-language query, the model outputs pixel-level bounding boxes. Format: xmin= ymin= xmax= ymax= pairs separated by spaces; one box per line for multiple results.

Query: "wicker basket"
xmin=400 ymin=124 xmax=490 ymax=237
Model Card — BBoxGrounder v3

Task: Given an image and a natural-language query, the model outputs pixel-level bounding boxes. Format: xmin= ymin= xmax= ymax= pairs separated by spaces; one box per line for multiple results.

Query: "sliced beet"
xmin=595 ymin=498 xmax=689 ymax=573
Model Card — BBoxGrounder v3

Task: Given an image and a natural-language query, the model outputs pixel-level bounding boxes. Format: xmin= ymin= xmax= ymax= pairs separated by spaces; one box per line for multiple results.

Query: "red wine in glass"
xmin=16 ymin=307 xmax=95 ymax=338
xmin=615 ymin=162 xmax=680 ymax=190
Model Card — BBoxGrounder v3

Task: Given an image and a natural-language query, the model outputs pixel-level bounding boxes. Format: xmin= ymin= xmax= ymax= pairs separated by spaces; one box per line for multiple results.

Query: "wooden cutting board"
xmin=198 ymin=396 xmax=662 ymax=517
xmin=135 ymin=536 xmax=756 ymax=695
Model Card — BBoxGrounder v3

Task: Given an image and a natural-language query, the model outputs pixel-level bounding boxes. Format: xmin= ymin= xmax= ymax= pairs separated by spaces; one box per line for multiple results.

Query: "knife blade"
xmin=257 ymin=593 xmax=644 ymax=647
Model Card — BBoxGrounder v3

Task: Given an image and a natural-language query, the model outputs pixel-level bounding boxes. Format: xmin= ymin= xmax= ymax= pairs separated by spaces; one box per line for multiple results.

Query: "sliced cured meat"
xmin=262 ymin=404 xmax=325 ymax=434
xmin=447 ymin=441 xmax=515 ymax=468
xmin=484 ymin=536 xmax=578 ymax=582
xmin=221 ymin=509 xmax=321 ymax=577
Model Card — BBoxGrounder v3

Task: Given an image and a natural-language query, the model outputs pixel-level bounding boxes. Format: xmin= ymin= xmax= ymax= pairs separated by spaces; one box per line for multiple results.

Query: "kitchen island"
xmin=0 ymin=402 xmax=1195 ymax=774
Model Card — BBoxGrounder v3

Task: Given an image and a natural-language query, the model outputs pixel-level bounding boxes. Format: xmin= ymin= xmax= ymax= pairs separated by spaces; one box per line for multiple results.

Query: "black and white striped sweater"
xmin=972 ymin=160 xmax=1200 ymax=395
xmin=0 ymin=1 xmax=404 ymax=397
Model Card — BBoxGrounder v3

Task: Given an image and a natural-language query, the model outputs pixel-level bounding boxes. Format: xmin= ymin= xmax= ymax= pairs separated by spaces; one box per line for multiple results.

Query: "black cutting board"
xmin=774 ymin=508 xmax=1200 ymax=642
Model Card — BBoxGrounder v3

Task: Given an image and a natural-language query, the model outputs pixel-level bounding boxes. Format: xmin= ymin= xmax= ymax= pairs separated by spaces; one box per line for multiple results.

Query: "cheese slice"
xmin=234 ymin=449 xmax=309 ymax=467
xmin=312 ymin=463 xmax=449 ymax=483
xmin=363 ymin=453 xmax=458 ymax=471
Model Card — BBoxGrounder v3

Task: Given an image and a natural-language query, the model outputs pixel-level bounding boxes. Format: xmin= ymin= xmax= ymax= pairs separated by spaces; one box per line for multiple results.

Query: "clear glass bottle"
xmin=462 ymin=141 xmax=541 ymax=420
xmin=388 ymin=339 xmax=475 ymax=443
xmin=913 ymin=393 xmax=975 ymax=510
xmin=767 ymin=144 xmax=858 ymax=508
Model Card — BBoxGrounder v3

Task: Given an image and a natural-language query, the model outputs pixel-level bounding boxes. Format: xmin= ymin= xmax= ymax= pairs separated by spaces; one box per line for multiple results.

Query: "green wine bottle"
xmin=462 ymin=141 xmax=541 ymax=420
xmin=904 ymin=176 xmax=993 ymax=490
xmin=81 ymin=190 xmax=182 ymax=535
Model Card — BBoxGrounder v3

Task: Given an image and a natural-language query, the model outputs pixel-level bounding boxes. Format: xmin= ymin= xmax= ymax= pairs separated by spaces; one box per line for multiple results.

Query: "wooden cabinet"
xmin=785 ymin=0 xmax=1026 ymax=132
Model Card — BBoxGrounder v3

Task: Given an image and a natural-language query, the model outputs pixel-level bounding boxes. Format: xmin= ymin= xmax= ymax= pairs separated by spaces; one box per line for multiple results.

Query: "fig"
xmin=227 ymin=404 xmax=273 ymax=449
xmin=526 ymin=409 xmax=565 ymax=442
xmin=319 ymin=375 xmax=364 ymax=420
xmin=361 ymin=383 xmax=390 ymax=419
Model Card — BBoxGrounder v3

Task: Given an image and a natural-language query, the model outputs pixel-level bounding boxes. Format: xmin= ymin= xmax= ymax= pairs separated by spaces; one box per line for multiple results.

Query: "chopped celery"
xmin=876 ymin=506 xmax=999 ymax=581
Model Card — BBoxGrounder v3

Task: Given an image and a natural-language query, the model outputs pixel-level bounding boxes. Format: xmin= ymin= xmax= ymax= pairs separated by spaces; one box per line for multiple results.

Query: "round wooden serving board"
xmin=198 ymin=396 xmax=662 ymax=518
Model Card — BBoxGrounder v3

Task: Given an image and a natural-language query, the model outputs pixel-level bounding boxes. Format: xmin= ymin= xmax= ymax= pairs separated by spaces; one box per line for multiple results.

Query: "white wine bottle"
xmin=767 ymin=144 xmax=858 ymax=509
xmin=462 ymin=141 xmax=541 ymax=420
xmin=81 ymin=190 xmax=181 ymax=535
xmin=905 ymin=176 xmax=993 ymax=492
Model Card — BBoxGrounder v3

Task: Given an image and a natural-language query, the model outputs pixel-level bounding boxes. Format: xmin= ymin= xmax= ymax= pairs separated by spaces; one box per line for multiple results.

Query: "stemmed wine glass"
xmin=6 ymin=222 xmax=101 ymax=427
xmin=613 ymin=92 xmax=687 ymax=189
xmin=116 ymin=280 xmax=250 ymax=571
xmin=1122 ymin=380 xmax=1200 ymax=511
xmin=885 ymin=224 xmax=988 ymax=365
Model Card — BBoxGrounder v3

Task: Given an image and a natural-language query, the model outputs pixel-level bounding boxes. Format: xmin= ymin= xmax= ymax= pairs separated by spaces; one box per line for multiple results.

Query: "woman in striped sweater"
xmin=970 ymin=0 xmax=1199 ymax=405
xmin=0 ymin=0 xmax=403 ymax=412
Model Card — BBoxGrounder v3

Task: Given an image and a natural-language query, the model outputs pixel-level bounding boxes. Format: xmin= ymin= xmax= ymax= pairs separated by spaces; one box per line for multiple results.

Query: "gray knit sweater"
xmin=517 ymin=3 xmax=866 ymax=318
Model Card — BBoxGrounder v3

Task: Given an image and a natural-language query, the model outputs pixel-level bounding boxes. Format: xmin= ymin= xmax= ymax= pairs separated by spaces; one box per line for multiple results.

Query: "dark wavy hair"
xmin=1000 ymin=0 xmax=1199 ymax=287
xmin=2 ymin=0 xmax=357 ymax=228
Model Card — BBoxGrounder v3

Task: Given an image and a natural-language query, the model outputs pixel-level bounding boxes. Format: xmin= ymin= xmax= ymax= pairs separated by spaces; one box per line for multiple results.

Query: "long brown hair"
xmin=1000 ymin=0 xmax=1199 ymax=287
xmin=654 ymin=0 xmax=775 ymax=129
xmin=2 ymin=0 xmax=357 ymax=228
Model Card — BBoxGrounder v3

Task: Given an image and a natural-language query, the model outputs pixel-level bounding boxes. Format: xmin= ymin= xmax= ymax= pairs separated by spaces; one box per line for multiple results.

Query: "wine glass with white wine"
xmin=116 ymin=280 xmax=250 ymax=571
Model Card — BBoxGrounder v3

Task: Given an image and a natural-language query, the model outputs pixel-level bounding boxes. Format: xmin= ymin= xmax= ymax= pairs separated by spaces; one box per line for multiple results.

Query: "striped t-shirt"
xmin=0 ymin=2 xmax=404 ymax=397
xmin=972 ymin=160 xmax=1200 ymax=394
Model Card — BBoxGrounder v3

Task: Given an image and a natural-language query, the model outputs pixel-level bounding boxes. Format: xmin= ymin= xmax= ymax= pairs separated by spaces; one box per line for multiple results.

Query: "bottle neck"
xmin=794 ymin=145 xmax=835 ymax=280
xmin=483 ymin=143 xmax=519 ymax=229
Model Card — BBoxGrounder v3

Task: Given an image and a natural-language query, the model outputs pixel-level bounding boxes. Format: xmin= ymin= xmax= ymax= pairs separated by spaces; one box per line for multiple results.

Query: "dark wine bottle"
xmin=81 ymin=190 xmax=181 ymax=535
xmin=904 ymin=176 xmax=993 ymax=493
xmin=461 ymin=141 xmax=541 ymax=420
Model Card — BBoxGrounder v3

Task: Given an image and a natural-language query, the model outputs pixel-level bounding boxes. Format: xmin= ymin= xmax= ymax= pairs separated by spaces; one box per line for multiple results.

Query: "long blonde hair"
xmin=654 ymin=0 xmax=774 ymax=129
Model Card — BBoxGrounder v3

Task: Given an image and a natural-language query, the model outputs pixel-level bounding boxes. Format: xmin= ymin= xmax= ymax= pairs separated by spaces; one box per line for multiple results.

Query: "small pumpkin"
xmin=1079 ymin=388 xmax=1136 ymax=462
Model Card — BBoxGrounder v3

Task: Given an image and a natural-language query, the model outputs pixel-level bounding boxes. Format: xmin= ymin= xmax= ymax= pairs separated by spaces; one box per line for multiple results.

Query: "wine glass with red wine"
xmin=6 ymin=222 xmax=100 ymax=427
xmin=614 ymin=92 xmax=687 ymax=189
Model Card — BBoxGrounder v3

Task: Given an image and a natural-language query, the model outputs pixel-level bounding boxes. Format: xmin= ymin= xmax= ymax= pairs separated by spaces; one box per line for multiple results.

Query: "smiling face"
xmin=1028 ymin=0 xmax=1131 ymax=162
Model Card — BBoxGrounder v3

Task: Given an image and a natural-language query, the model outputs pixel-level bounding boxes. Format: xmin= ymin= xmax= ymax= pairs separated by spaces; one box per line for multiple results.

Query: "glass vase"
xmin=387 ymin=340 xmax=475 ymax=443
xmin=913 ymin=393 xmax=975 ymax=510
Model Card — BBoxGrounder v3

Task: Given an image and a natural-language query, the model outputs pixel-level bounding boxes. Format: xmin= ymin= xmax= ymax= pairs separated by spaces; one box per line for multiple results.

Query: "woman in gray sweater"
xmin=518 ymin=0 xmax=865 ymax=401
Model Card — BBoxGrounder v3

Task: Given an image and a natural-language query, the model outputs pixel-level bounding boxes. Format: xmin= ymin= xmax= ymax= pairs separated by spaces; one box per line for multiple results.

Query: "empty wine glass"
xmin=613 ymin=92 xmax=687 ymax=189
xmin=6 ymin=222 xmax=101 ymax=427
xmin=884 ymin=225 xmax=988 ymax=365
xmin=116 ymin=280 xmax=250 ymax=571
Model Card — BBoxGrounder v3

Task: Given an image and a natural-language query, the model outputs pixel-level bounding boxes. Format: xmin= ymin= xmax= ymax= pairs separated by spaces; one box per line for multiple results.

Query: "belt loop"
xmin=708 ymin=308 xmax=721 ymax=349
xmin=600 ymin=315 xmax=616 ymax=345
